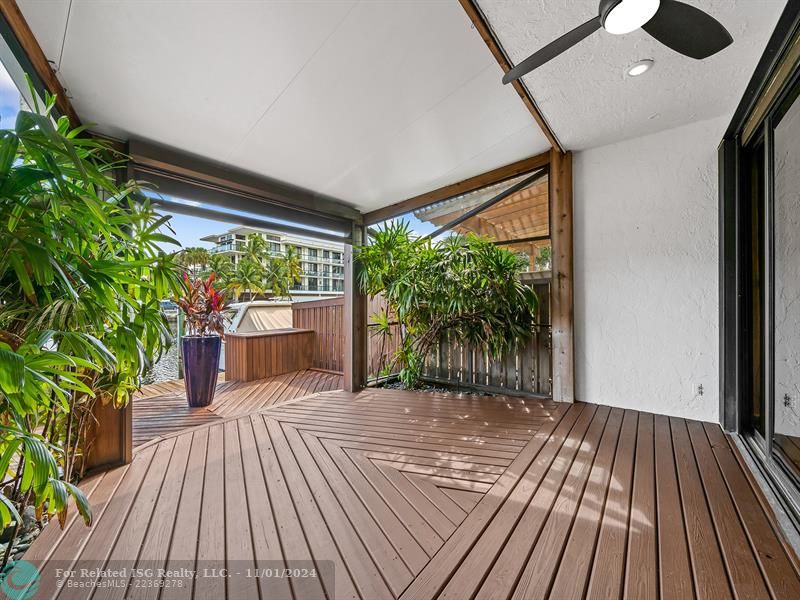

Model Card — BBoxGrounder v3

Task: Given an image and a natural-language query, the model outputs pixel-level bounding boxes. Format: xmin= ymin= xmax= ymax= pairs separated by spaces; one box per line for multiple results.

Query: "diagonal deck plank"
xmin=22 ymin=387 xmax=800 ymax=599
xmin=131 ymin=369 xmax=343 ymax=447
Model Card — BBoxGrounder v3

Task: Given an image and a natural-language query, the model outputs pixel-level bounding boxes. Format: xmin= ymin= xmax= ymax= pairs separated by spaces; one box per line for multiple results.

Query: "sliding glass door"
xmin=742 ymin=74 xmax=800 ymax=509
xmin=771 ymin=81 xmax=800 ymax=480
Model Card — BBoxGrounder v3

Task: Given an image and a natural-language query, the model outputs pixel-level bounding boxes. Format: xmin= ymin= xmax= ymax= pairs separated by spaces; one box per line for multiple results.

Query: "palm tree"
xmin=283 ymin=245 xmax=303 ymax=297
xmin=207 ymin=254 xmax=234 ymax=287
xmin=264 ymin=257 xmax=289 ymax=298
xmin=175 ymin=246 xmax=210 ymax=277
xmin=243 ymin=234 xmax=268 ymax=265
xmin=228 ymin=258 xmax=264 ymax=301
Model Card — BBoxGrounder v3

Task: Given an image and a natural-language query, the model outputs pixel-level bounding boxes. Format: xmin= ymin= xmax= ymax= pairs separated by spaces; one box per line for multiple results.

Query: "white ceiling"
xmin=17 ymin=0 xmax=549 ymax=213
xmin=478 ymin=0 xmax=786 ymax=150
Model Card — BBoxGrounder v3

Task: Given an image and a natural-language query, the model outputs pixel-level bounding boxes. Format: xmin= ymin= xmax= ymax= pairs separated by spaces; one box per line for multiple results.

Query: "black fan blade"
xmin=642 ymin=0 xmax=732 ymax=59
xmin=503 ymin=17 xmax=601 ymax=84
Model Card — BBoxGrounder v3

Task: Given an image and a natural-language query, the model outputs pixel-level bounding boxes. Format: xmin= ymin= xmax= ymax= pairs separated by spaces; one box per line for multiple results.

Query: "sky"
xmin=160 ymin=209 xmax=438 ymax=250
xmin=0 ymin=57 xmax=436 ymax=248
xmin=0 ymin=58 xmax=22 ymax=125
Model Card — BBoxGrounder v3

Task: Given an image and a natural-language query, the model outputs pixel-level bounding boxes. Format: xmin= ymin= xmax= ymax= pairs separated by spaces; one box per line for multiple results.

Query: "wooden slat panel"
xmin=225 ymin=329 xmax=314 ymax=382
xmin=292 ymin=297 xmax=345 ymax=373
xmin=670 ymin=417 xmax=733 ymax=599
xmin=585 ymin=410 xmax=638 ymax=599
xmin=653 ymin=415 xmax=694 ymax=600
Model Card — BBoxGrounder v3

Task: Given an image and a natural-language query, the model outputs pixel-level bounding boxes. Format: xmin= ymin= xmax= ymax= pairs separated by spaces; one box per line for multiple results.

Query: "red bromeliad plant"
xmin=175 ymin=273 xmax=230 ymax=337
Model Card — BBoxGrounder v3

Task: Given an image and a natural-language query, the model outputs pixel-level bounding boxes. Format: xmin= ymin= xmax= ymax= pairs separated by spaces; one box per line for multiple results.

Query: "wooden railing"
xmin=421 ymin=281 xmax=551 ymax=397
xmin=292 ymin=297 xmax=344 ymax=373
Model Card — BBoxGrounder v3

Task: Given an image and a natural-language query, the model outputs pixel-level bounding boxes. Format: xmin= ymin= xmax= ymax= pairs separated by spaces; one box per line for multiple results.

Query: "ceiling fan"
xmin=502 ymin=0 xmax=733 ymax=85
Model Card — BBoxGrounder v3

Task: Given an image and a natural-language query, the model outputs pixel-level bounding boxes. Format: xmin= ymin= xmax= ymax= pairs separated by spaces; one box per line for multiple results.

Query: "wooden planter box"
xmin=225 ymin=328 xmax=314 ymax=382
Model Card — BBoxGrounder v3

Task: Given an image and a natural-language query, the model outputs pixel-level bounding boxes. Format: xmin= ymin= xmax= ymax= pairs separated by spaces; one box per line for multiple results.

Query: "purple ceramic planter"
xmin=182 ymin=336 xmax=222 ymax=407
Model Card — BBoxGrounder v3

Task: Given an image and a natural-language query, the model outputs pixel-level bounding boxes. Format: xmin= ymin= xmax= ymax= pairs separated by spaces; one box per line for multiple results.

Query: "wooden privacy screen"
xmin=421 ymin=281 xmax=552 ymax=397
xmin=292 ymin=298 xmax=344 ymax=373
xmin=225 ymin=328 xmax=313 ymax=381
xmin=367 ymin=294 xmax=402 ymax=381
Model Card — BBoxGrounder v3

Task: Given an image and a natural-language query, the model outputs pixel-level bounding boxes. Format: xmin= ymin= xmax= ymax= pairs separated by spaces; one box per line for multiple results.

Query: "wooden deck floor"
xmin=23 ymin=391 xmax=800 ymax=599
xmin=132 ymin=369 xmax=343 ymax=447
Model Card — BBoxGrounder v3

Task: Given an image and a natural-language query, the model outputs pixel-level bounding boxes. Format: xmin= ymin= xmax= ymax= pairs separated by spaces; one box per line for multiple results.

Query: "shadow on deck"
xmin=23 ymin=388 xmax=800 ymax=599
xmin=132 ymin=369 xmax=343 ymax=447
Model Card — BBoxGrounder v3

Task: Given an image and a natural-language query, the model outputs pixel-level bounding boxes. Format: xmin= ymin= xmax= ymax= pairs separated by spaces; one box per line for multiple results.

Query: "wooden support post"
xmin=344 ymin=224 xmax=367 ymax=392
xmin=549 ymin=149 xmax=575 ymax=402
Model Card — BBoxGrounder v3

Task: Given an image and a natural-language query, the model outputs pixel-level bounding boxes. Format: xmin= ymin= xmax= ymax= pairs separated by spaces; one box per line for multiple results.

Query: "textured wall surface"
xmin=573 ymin=116 xmax=726 ymax=422
xmin=774 ymin=98 xmax=800 ymax=437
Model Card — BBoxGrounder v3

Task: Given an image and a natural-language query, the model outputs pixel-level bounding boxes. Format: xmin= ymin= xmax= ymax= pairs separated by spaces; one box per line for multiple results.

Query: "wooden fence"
xmin=367 ymin=294 xmax=402 ymax=381
xmin=292 ymin=297 xmax=344 ymax=373
xmin=420 ymin=281 xmax=551 ymax=397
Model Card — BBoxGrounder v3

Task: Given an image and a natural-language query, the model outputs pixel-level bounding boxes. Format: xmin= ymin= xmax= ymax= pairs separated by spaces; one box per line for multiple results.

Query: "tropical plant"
xmin=174 ymin=273 xmax=229 ymax=337
xmin=175 ymin=246 xmax=210 ymax=277
xmin=0 ymin=89 xmax=181 ymax=538
xmin=263 ymin=257 xmax=290 ymax=299
xmin=356 ymin=220 xmax=539 ymax=387
xmin=206 ymin=254 xmax=234 ymax=287
xmin=226 ymin=239 xmax=303 ymax=300
xmin=227 ymin=258 xmax=264 ymax=301
xmin=270 ymin=244 xmax=303 ymax=299
xmin=535 ymin=245 xmax=552 ymax=271
xmin=242 ymin=233 xmax=267 ymax=265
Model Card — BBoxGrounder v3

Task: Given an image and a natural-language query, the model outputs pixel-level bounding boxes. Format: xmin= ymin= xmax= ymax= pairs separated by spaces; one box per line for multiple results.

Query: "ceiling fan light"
xmin=604 ymin=0 xmax=660 ymax=35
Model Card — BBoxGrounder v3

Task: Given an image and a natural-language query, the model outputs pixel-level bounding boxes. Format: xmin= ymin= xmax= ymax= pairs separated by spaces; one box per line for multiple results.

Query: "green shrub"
xmin=356 ymin=220 xmax=538 ymax=387
xmin=0 ymin=92 xmax=181 ymax=533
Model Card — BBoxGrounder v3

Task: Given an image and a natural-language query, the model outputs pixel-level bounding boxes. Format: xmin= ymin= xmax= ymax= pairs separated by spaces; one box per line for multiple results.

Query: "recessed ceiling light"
xmin=626 ymin=59 xmax=654 ymax=77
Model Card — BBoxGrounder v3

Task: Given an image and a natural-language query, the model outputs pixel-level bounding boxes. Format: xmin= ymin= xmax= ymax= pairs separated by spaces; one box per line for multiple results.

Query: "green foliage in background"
xmin=222 ymin=234 xmax=302 ymax=301
xmin=0 ymin=91 xmax=181 ymax=534
xmin=356 ymin=220 xmax=539 ymax=388
xmin=175 ymin=246 xmax=210 ymax=278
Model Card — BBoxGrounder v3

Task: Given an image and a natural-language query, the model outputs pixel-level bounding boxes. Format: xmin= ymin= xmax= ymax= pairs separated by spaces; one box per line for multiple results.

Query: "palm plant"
xmin=243 ymin=234 xmax=268 ymax=265
xmin=356 ymin=220 xmax=538 ymax=387
xmin=175 ymin=246 xmax=210 ymax=277
xmin=281 ymin=245 xmax=304 ymax=299
xmin=207 ymin=254 xmax=234 ymax=287
xmin=228 ymin=258 xmax=264 ymax=301
xmin=0 ymin=90 xmax=181 ymax=535
xmin=263 ymin=257 xmax=290 ymax=299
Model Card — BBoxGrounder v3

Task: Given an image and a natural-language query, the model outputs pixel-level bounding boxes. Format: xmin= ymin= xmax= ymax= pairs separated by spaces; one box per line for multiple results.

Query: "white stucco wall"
xmin=573 ymin=116 xmax=727 ymax=422
xmin=774 ymin=99 xmax=800 ymax=438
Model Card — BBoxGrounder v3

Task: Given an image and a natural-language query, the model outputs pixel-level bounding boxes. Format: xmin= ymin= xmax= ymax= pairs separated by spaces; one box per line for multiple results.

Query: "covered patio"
xmin=1 ymin=0 xmax=800 ymax=598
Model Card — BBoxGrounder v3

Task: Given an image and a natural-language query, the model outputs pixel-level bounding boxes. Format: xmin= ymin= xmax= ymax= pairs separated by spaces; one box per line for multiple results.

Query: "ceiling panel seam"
xmin=224 ymin=0 xmax=359 ymax=163
xmin=320 ymin=62 xmax=498 ymax=192
xmin=56 ymin=0 xmax=72 ymax=70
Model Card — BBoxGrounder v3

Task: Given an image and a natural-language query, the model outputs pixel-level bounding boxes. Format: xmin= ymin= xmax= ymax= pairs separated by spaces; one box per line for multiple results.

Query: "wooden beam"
xmin=549 ymin=149 xmax=574 ymax=402
xmin=0 ymin=0 xmax=80 ymax=126
xmin=130 ymin=139 xmax=361 ymax=225
xmin=364 ymin=151 xmax=549 ymax=225
xmin=344 ymin=224 xmax=367 ymax=392
xmin=458 ymin=0 xmax=563 ymax=153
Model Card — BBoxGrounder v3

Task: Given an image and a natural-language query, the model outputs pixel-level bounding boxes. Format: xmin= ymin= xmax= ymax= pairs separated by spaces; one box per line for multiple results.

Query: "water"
xmin=141 ymin=320 xmax=226 ymax=384
xmin=142 ymin=321 xmax=180 ymax=384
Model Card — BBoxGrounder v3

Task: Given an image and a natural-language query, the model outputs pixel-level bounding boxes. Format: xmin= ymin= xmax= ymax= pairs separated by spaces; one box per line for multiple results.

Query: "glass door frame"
xmin=720 ymin=4 xmax=800 ymax=530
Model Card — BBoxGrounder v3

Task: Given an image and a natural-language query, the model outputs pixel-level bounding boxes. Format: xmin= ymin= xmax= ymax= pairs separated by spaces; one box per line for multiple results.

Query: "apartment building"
xmin=200 ymin=226 xmax=344 ymax=296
